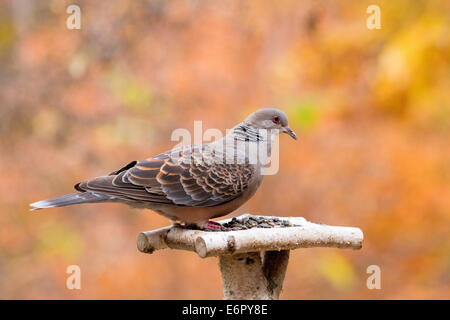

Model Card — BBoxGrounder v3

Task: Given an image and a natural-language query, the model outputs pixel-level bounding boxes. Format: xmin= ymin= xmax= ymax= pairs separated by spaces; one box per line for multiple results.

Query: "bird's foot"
xmin=205 ymin=220 xmax=222 ymax=230
xmin=202 ymin=220 xmax=230 ymax=231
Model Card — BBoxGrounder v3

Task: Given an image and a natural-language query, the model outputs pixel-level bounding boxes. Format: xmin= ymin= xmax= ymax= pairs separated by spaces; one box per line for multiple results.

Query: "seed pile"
xmin=219 ymin=215 xmax=299 ymax=232
xmin=181 ymin=215 xmax=301 ymax=232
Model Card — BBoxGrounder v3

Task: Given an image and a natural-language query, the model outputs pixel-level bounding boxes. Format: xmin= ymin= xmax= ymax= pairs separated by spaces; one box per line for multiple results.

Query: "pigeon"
xmin=30 ymin=108 xmax=297 ymax=230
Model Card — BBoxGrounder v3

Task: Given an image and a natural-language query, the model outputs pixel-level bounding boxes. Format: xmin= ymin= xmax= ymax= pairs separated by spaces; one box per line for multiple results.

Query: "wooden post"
xmin=137 ymin=214 xmax=363 ymax=300
xmin=219 ymin=250 xmax=290 ymax=299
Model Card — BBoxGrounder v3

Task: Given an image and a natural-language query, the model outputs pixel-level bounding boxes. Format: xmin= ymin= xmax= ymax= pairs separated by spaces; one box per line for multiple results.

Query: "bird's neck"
xmin=205 ymin=123 xmax=278 ymax=169
xmin=228 ymin=123 xmax=278 ymax=158
xmin=231 ymin=123 xmax=266 ymax=142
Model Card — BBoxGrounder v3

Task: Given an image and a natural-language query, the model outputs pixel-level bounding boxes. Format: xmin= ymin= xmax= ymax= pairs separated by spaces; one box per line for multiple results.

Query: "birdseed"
xmin=182 ymin=215 xmax=301 ymax=232
xmin=217 ymin=216 xmax=299 ymax=232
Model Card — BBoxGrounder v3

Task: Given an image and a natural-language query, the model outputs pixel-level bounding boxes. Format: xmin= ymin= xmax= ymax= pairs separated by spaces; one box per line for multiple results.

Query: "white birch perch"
xmin=137 ymin=214 xmax=363 ymax=299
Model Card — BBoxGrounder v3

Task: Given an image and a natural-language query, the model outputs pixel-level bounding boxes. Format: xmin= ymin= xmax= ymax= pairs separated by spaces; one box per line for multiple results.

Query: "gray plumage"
xmin=30 ymin=108 xmax=297 ymax=228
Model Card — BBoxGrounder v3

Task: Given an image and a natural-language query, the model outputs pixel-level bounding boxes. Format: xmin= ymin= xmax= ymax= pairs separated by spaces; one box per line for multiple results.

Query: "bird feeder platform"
xmin=137 ymin=214 xmax=363 ymax=299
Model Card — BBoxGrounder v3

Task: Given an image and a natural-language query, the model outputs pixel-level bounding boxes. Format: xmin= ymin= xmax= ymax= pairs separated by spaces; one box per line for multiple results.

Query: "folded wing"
xmin=76 ymin=145 xmax=254 ymax=207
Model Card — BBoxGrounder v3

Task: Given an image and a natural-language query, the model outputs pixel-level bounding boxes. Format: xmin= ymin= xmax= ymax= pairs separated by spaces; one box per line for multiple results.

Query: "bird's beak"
xmin=282 ymin=126 xmax=297 ymax=140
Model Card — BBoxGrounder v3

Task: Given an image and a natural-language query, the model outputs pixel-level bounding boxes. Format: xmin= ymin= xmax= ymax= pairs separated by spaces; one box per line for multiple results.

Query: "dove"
xmin=30 ymin=108 xmax=297 ymax=230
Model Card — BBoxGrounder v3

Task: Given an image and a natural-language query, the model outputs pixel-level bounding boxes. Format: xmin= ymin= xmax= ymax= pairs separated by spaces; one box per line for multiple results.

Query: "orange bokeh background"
xmin=0 ymin=0 xmax=448 ymax=299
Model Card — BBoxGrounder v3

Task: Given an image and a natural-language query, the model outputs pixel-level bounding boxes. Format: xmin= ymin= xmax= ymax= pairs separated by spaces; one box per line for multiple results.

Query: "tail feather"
xmin=30 ymin=192 xmax=112 ymax=211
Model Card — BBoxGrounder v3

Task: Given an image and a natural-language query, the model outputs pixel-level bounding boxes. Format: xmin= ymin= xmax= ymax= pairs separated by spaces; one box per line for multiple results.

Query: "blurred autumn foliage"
xmin=0 ymin=0 xmax=449 ymax=299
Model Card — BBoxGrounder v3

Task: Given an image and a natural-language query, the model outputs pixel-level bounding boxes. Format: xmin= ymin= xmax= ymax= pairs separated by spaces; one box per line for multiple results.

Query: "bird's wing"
xmin=76 ymin=144 xmax=255 ymax=207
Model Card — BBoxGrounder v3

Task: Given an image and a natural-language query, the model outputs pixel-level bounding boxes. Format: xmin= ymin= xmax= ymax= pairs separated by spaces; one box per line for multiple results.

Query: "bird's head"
xmin=244 ymin=108 xmax=297 ymax=140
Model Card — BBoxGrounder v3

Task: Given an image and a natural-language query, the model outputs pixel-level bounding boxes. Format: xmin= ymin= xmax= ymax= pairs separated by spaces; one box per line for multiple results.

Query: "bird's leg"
xmin=199 ymin=220 xmax=231 ymax=231
xmin=178 ymin=220 xmax=230 ymax=231
xmin=206 ymin=220 xmax=222 ymax=230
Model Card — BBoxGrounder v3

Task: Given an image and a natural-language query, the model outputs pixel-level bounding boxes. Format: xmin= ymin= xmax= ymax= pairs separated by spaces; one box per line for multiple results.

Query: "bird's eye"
xmin=272 ymin=115 xmax=280 ymax=124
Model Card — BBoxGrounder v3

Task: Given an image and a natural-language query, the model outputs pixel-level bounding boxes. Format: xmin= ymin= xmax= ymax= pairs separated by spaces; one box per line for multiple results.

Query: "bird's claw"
xmin=203 ymin=220 xmax=230 ymax=231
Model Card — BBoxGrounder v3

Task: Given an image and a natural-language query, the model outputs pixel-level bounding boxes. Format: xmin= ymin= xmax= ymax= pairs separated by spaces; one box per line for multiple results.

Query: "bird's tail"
xmin=30 ymin=192 xmax=112 ymax=211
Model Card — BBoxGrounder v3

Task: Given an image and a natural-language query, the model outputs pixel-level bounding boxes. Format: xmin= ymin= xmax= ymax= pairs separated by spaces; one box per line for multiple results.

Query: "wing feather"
xmin=75 ymin=144 xmax=255 ymax=207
